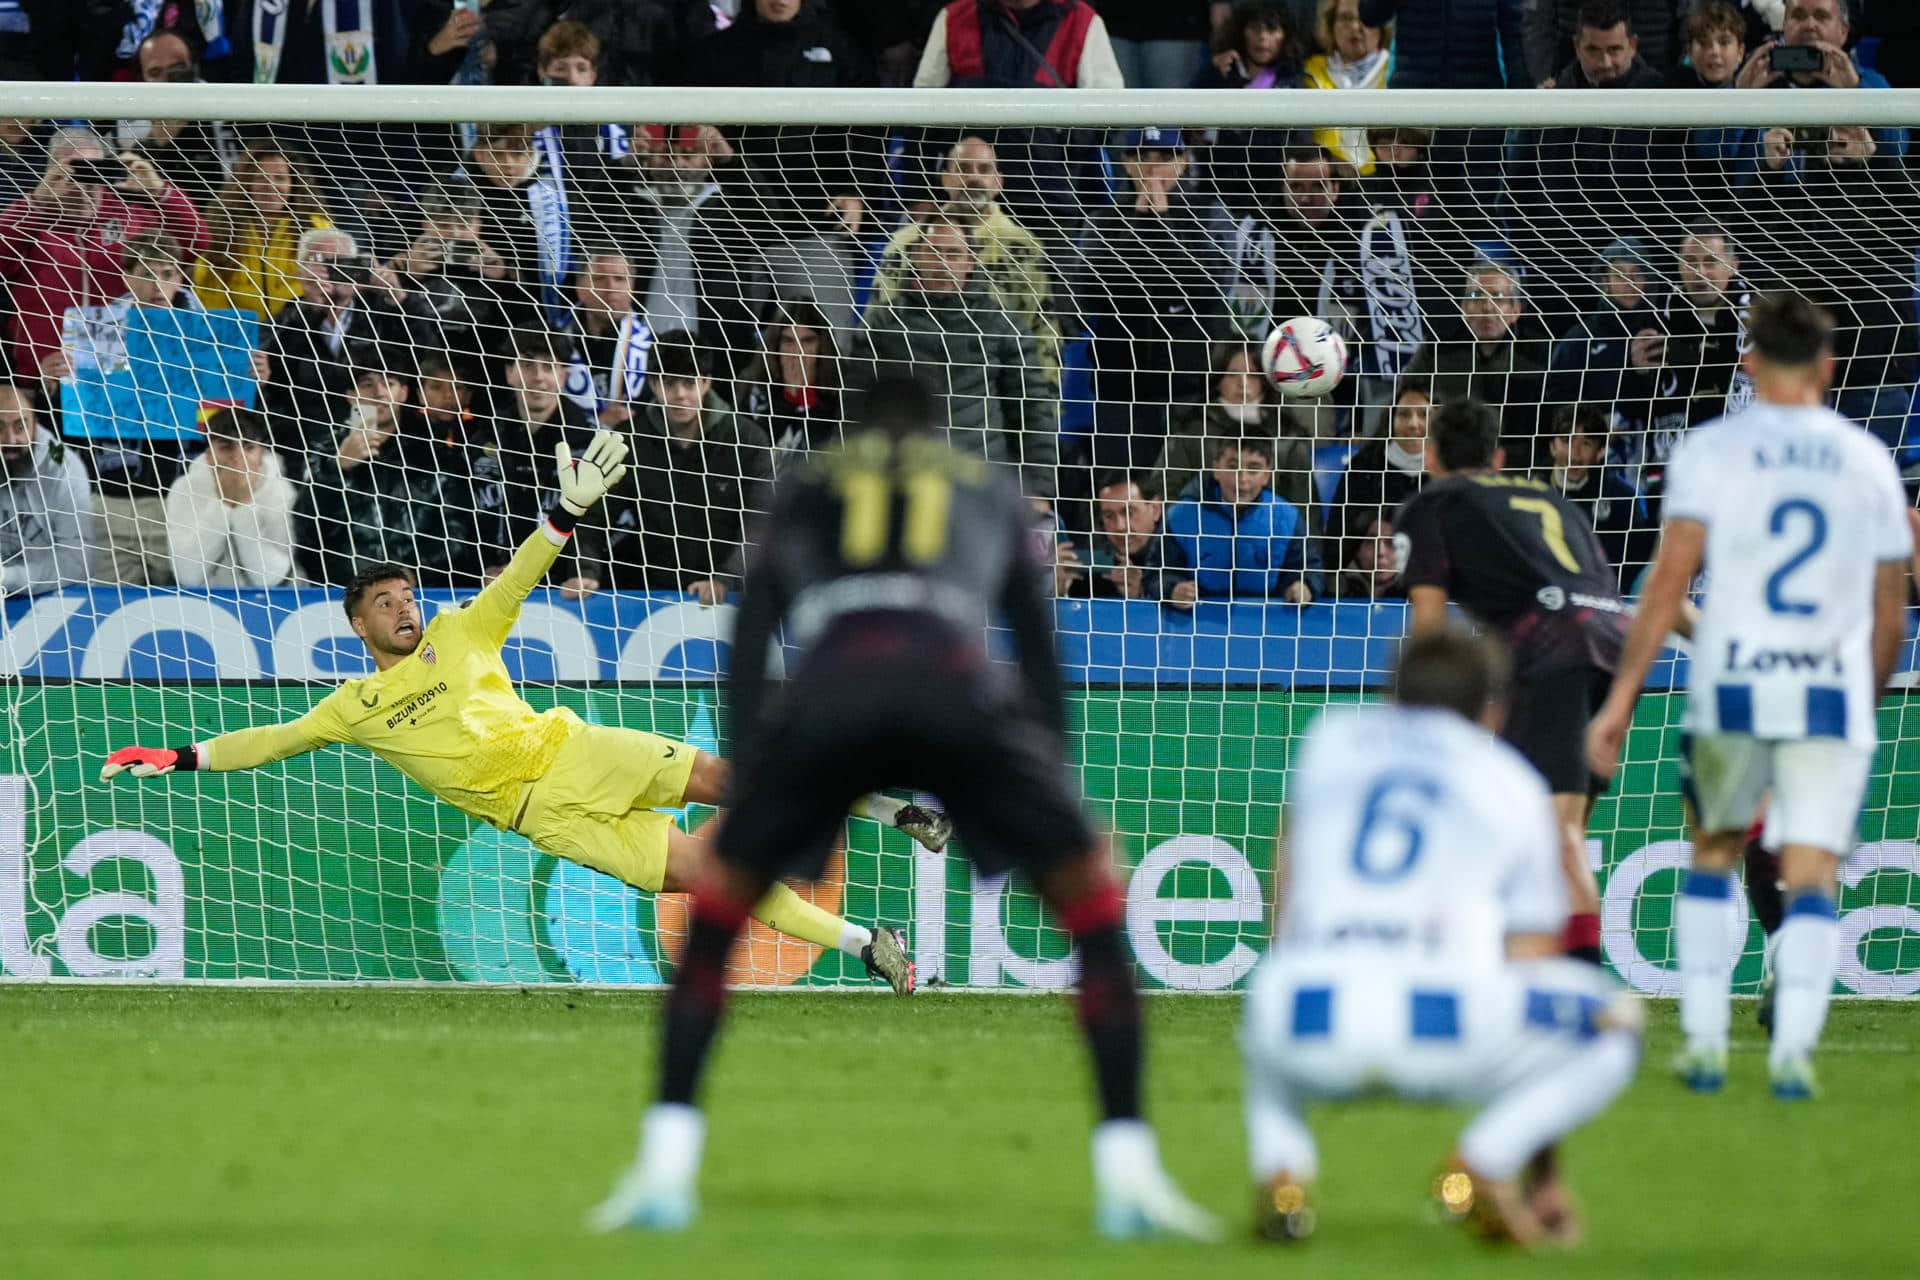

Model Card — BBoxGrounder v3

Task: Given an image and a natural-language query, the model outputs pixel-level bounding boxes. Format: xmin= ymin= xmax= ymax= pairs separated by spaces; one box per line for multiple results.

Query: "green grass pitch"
xmin=1 ymin=989 xmax=1913 ymax=1279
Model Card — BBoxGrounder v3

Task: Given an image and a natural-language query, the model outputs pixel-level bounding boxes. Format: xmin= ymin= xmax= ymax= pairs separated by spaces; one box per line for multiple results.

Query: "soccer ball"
xmin=1262 ymin=317 xmax=1348 ymax=400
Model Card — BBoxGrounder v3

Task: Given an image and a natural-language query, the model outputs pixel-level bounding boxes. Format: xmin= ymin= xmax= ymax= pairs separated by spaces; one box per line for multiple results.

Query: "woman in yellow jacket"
xmin=1302 ymin=0 xmax=1393 ymax=175
xmin=193 ymin=145 xmax=332 ymax=321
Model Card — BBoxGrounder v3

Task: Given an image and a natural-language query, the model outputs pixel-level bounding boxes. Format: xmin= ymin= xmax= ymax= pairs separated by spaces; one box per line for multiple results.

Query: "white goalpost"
xmin=0 ymin=83 xmax=1916 ymax=994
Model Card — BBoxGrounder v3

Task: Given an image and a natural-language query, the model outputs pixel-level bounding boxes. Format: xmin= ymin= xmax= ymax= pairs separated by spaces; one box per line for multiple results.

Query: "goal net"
xmin=1 ymin=83 xmax=1916 ymax=993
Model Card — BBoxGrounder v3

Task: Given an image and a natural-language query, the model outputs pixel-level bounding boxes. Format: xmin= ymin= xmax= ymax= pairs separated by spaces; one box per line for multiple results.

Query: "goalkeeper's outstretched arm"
xmin=101 ymin=704 xmax=349 ymax=779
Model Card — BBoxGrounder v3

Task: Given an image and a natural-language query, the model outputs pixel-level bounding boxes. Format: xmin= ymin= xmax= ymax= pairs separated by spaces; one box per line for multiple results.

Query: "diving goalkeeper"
xmin=100 ymin=430 xmax=932 ymax=993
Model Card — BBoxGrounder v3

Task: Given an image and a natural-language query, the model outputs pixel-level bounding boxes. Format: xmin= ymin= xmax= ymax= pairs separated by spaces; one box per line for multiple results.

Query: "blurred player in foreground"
xmin=1590 ymin=293 xmax=1911 ymax=1098
xmin=1398 ymin=398 xmax=1645 ymax=964
xmin=1245 ymin=630 xmax=1642 ymax=1247
xmin=100 ymin=429 xmax=939 ymax=993
xmin=590 ymin=380 xmax=1218 ymax=1240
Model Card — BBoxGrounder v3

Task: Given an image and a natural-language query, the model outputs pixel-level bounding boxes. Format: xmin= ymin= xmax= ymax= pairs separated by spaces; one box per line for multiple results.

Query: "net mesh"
xmin=1 ymin=93 xmax=1917 ymax=992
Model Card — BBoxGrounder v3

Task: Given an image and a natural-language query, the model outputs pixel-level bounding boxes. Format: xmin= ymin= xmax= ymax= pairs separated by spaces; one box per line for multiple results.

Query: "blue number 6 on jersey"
xmin=1350 ymin=773 xmax=1446 ymax=882
xmin=1765 ymin=498 xmax=1828 ymax=616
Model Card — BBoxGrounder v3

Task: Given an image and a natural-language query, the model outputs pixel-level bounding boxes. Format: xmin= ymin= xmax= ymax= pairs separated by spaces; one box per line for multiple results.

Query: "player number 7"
xmin=1508 ymin=496 xmax=1582 ymax=575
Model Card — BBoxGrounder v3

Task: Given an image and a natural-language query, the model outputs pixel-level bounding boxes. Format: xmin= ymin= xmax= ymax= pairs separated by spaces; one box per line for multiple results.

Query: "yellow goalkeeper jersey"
xmin=202 ymin=528 xmax=583 ymax=830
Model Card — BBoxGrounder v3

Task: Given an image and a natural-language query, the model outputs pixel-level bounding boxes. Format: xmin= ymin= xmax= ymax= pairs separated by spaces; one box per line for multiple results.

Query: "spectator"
xmin=416 ymin=350 xmax=483 ymax=443
xmin=444 ymin=0 xmax=678 ymax=88
xmin=1359 ymin=0 xmax=1527 ymax=88
xmin=556 ymin=245 xmax=654 ymax=425
xmin=1732 ymin=0 xmax=1907 ymax=168
xmin=1263 ymin=148 xmax=1360 ymax=335
xmin=238 ymin=0 xmax=408 ymax=85
xmin=688 ymin=0 xmax=870 ymax=85
xmin=915 ymin=0 xmax=1124 ymax=88
xmin=1528 ymin=0 xmax=1676 ymax=82
xmin=49 ymin=230 xmax=214 ymax=380
xmin=0 ymin=126 xmax=207 ymax=385
xmin=257 ymin=226 xmax=436 ymax=476
xmin=1660 ymin=224 xmax=1751 ymax=429
xmin=484 ymin=327 xmax=595 ymax=574
xmin=748 ymin=302 xmax=844 ymax=463
xmin=193 ymin=145 xmax=333 ymax=322
xmin=103 ymin=0 xmax=225 ymax=80
xmin=1058 ymin=128 xmax=1228 ymax=475
xmin=623 ymin=125 xmax=752 ymax=373
xmin=0 ymin=382 xmax=93 ymax=597
xmin=1330 ymin=378 xmax=1429 ymax=549
xmin=858 ymin=219 xmax=1060 ymax=498
xmin=878 ymin=137 xmax=1060 ymax=380
xmin=524 ymin=21 xmax=635 ymax=254
xmin=1165 ymin=342 xmax=1314 ymax=513
xmin=1404 ymin=258 xmax=1550 ymax=448
xmin=298 ymin=363 xmax=501 ymax=588
xmin=1095 ymin=1 xmax=1214 ymax=87
xmin=1165 ymin=433 xmax=1313 ymax=604
xmin=391 ymin=180 xmax=525 ymax=355
xmin=460 ymin=122 xmax=573 ymax=333
xmin=0 ymin=115 xmax=47 ymax=206
xmin=1538 ymin=403 xmax=1648 ymax=584
xmin=1194 ymin=0 xmax=1306 ymax=88
xmin=582 ymin=334 xmax=775 ymax=603
xmin=1061 ymin=471 xmax=1192 ymax=602
xmin=164 ymin=406 xmax=297 ymax=588
xmin=1303 ymin=0 xmax=1393 ymax=174
xmin=1670 ymin=0 xmax=1744 ymax=87
xmin=1334 ymin=508 xmax=1403 ymax=600
xmin=119 ymin=33 xmax=234 ymax=207
xmin=1546 ymin=237 xmax=1662 ymax=480
xmin=1538 ymin=1 xmax=1665 ymax=86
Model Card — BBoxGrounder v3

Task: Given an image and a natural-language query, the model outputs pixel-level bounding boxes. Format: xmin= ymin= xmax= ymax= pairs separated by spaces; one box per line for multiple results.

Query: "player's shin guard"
xmin=1457 ymin=1026 xmax=1640 ymax=1183
xmin=1675 ymin=869 xmax=1736 ymax=1056
xmin=658 ymin=892 xmax=752 ymax=1107
xmin=1769 ymin=892 xmax=1839 ymax=1070
xmin=1059 ymin=882 xmax=1141 ymax=1122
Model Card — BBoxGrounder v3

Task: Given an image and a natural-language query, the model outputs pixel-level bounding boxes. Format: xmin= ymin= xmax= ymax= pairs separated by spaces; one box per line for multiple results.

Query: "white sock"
xmin=1091 ymin=1118 xmax=1161 ymax=1195
xmin=856 ymin=793 xmax=908 ymax=826
xmin=1676 ymin=869 xmax=1736 ymax=1049
xmin=1459 ymin=1031 xmax=1639 ymax=1180
xmin=1245 ymin=1068 xmax=1319 ymax=1183
xmin=1770 ymin=895 xmax=1840 ymax=1065
xmin=638 ymin=1103 xmax=706 ymax=1188
xmin=837 ymin=921 xmax=873 ymax=958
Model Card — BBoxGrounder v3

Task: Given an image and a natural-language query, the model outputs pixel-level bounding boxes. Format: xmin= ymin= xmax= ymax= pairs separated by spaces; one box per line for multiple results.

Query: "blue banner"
xmin=58 ymin=308 xmax=260 ymax=441
xmin=0 ymin=588 xmax=1766 ymax=687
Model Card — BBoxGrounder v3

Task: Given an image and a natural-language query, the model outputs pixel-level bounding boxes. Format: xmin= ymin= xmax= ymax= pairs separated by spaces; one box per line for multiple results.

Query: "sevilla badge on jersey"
xmin=421 ymin=644 xmax=437 ymax=665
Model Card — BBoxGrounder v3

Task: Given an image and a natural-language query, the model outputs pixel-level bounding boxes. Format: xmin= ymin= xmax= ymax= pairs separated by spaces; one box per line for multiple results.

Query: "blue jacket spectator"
xmin=1726 ymin=0 xmax=1908 ymax=180
xmin=1357 ymin=0 xmax=1529 ymax=88
xmin=1165 ymin=435 xmax=1313 ymax=604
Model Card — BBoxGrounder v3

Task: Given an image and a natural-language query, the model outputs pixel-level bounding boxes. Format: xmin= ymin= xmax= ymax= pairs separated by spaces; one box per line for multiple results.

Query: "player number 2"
xmin=1764 ymin=498 xmax=1827 ymax=616
xmin=1508 ymin=497 xmax=1582 ymax=574
xmin=1350 ymin=772 xmax=1445 ymax=882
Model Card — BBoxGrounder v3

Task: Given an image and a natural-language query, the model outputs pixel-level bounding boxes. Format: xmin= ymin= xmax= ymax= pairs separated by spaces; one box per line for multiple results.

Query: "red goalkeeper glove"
xmin=100 ymin=745 xmax=200 ymax=780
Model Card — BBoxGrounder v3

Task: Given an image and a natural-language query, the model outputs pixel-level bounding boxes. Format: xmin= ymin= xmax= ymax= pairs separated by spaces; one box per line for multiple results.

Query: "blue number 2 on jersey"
xmin=1765 ymin=498 xmax=1828 ymax=616
xmin=1350 ymin=772 xmax=1446 ymax=882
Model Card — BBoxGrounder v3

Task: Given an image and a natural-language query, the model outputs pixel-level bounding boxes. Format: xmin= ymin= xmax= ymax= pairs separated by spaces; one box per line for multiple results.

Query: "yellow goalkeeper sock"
xmin=751 ymin=882 xmax=871 ymax=958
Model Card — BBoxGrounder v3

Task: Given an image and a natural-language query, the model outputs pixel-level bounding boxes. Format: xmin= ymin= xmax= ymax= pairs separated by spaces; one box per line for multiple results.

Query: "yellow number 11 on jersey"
xmin=1508 ymin=496 xmax=1582 ymax=574
xmin=834 ymin=435 xmax=960 ymax=567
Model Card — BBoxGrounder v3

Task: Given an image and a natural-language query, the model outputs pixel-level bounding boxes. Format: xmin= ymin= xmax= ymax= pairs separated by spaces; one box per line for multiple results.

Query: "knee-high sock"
xmin=1770 ymin=893 xmax=1839 ymax=1064
xmin=1459 ymin=1031 xmax=1640 ymax=1180
xmin=752 ymin=881 xmax=869 ymax=957
xmin=1676 ymin=869 xmax=1736 ymax=1047
xmin=658 ymin=893 xmax=750 ymax=1107
xmin=1061 ymin=886 xmax=1142 ymax=1122
xmin=1245 ymin=1064 xmax=1319 ymax=1183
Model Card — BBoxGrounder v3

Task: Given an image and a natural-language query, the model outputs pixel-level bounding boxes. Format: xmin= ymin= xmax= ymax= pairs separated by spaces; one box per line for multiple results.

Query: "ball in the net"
xmin=1262 ymin=317 xmax=1348 ymax=400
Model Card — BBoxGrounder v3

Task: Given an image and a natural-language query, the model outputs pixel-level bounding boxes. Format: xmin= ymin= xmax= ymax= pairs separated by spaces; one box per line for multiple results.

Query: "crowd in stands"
xmin=0 ymin=0 xmax=1918 ymax=613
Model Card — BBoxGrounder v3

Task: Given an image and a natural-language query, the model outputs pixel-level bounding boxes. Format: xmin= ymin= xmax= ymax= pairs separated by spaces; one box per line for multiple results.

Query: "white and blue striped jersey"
xmin=1663 ymin=403 xmax=1911 ymax=748
xmin=1278 ymin=704 xmax=1565 ymax=972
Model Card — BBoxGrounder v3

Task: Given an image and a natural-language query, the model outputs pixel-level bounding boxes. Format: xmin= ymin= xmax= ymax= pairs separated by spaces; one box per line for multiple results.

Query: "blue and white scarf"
xmin=1357 ymin=210 xmax=1423 ymax=381
xmin=254 ymin=0 xmax=375 ymax=85
xmin=562 ymin=313 xmax=655 ymax=415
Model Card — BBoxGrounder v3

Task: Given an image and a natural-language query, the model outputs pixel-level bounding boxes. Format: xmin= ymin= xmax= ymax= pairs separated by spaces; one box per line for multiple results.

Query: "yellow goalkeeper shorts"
xmin=515 ymin=723 xmax=700 ymax=894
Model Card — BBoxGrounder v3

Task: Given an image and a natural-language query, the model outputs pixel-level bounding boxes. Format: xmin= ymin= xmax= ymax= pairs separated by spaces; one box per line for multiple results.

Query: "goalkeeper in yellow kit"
xmin=100 ymin=430 xmax=935 ymax=992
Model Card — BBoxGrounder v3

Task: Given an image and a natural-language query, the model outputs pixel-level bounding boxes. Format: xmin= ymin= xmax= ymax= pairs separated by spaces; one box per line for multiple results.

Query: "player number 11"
xmin=834 ymin=435 xmax=959 ymax=567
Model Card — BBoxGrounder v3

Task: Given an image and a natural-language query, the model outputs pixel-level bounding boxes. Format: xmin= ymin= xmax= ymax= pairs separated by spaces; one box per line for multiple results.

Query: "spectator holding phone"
xmin=1730 ymin=0 xmax=1906 ymax=176
xmin=0 ymin=126 xmax=207 ymax=386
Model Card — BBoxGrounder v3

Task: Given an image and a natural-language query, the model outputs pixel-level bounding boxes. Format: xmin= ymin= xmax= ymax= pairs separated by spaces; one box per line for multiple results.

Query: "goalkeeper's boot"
xmin=893 ymin=802 xmax=954 ymax=852
xmin=1092 ymin=1119 xmax=1223 ymax=1242
xmin=1672 ymin=1040 xmax=1728 ymax=1093
xmin=587 ymin=1105 xmax=702 ymax=1234
xmin=1433 ymin=1155 xmax=1545 ymax=1248
xmin=1769 ymin=1052 xmax=1818 ymax=1102
xmin=862 ymin=926 xmax=915 ymax=995
xmin=1253 ymin=1173 xmax=1316 ymax=1244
